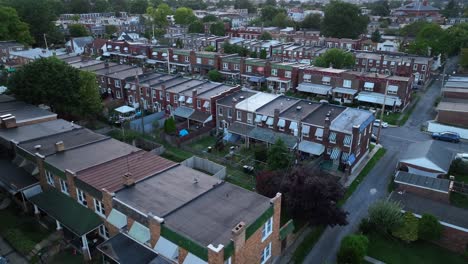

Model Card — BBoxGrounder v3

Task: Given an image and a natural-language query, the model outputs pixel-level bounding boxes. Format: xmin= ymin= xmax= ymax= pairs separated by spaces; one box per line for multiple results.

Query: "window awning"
xmin=154 ymin=236 xmax=179 ymax=260
xmin=297 ymin=83 xmax=331 ymax=95
xmin=178 ymin=95 xmax=186 ymax=102
xmin=322 ymin=76 xmax=331 ymax=82
xmin=277 ymin=119 xmax=286 ymax=127
xmin=315 ymin=127 xmax=324 ymax=137
xmin=203 ymin=101 xmax=210 ymax=108
xmin=266 ymin=117 xmax=274 ymax=126
xmin=387 ymin=85 xmax=398 ymax=93
xmin=289 ymin=121 xmax=298 ymax=130
xmin=261 ymin=115 xmax=268 ymax=122
xmin=330 ymin=147 xmax=341 ymax=160
xmin=0 ymin=159 xmax=38 ymax=194
xmin=356 ymin=92 xmax=402 ymax=107
xmin=303 ymin=74 xmax=311 ymax=80
xmin=344 ymin=135 xmax=352 ymax=146
xmin=333 ymin=87 xmax=358 ymax=95
xmin=107 ymin=209 xmax=127 ymax=229
xmin=29 ymin=190 xmax=102 ymax=236
xmin=298 ymin=141 xmax=325 ymax=156
xmin=173 ymin=106 xmax=195 ymax=119
xmin=364 ymin=82 xmax=374 ymax=89
xmin=248 ymin=76 xmax=266 ymax=83
xmin=329 ymin=132 xmax=337 ymax=141
xmin=186 ymin=97 xmax=193 ymax=104
xmin=98 ymin=233 xmax=161 ymax=264
xmin=115 ymin=105 xmax=135 ymax=114
xmin=302 ymin=125 xmax=310 ymax=134
xmin=183 ymin=253 xmax=207 ymax=264
xmin=255 ymin=114 xmax=263 ymax=123
xmin=128 ymin=221 xmax=150 ymax=244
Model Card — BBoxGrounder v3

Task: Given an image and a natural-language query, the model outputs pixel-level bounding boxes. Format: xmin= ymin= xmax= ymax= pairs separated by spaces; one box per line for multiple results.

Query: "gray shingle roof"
xmin=395 ymin=171 xmax=450 ymax=193
xmin=400 ymin=140 xmax=453 ymax=172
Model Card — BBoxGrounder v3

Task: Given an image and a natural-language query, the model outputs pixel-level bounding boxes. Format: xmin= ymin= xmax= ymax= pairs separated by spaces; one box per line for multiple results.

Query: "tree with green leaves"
xmin=371 ymin=29 xmax=382 ymax=43
xmin=174 ymin=7 xmax=197 ymax=25
xmin=314 ymin=48 xmax=355 ymax=69
xmin=208 ymin=70 xmax=223 ymax=82
xmin=69 ymin=24 xmax=89 ymax=37
xmin=368 ymin=200 xmax=403 ymax=235
xmin=407 ymin=23 xmax=447 ymax=56
xmin=129 ymin=0 xmax=149 ymax=14
xmin=164 ymin=116 xmax=176 ymax=134
xmin=188 ymin=20 xmax=204 ymax=33
xmin=202 ymin=14 xmax=218 ymax=23
xmin=108 ymin=0 xmax=128 ymax=12
xmin=321 ymin=1 xmax=369 ymax=39
xmin=442 ymin=0 xmax=461 ymax=18
xmin=264 ymin=0 xmax=276 ymax=6
xmin=204 ymin=46 xmax=216 ymax=52
xmin=105 ymin=25 xmax=119 ymax=36
xmin=301 ymin=13 xmax=321 ymax=30
xmin=0 ymin=7 xmax=34 ymax=45
xmin=368 ymin=0 xmax=390 ymax=16
xmin=259 ymin=31 xmax=272 ymax=40
xmin=234 ymin=0 xmax=255 ymax=13
xmin=392 ymin=211 xmax=419 ymax=243
xmin=337 ymin=234 xmax=369 ymax=264
xmin=94 ymin=0 xmax=110 ymax=12
xmin=267 ymin=139 xmax=292 ymax=171
xmin=146 ymin=3 xmax=173 ymax=29
xmin=461 ymin=48 xmax=468 ymax=69
xmin=418 ymin=214 xmax=442 ymax=241
xmin=250 ymin=51 xmax=257 ymax=58
xmin=67 ymin=0 xmax=91 ymax=13
xmin=78 ymin=71 xmax=103 ymax=121
xmin=261 ymin=6 xmax=282 ymax=22
xmin=259 ymin=49 xmax=268 ymax=59
xmin=210 ymin=22 xmax=226 ymax=36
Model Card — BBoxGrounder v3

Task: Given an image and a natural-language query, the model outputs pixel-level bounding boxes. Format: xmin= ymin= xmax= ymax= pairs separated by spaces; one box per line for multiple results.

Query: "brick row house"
xmin=216 ymin=91 xmax=374 ymax=173
xmin=0 ymin=111 xmax=285 ymax=263
xmin=436 ymin=76 xmax=468 ymax=128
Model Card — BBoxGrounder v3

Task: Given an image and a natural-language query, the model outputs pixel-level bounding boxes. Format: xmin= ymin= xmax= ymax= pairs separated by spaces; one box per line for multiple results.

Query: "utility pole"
xmin=43 ymin=34 xmax=49 ymax=50
xmin=376 ymin=80 xmax=389 ymax=145
xmin=135 ymin=71 xmax=145 ymax=135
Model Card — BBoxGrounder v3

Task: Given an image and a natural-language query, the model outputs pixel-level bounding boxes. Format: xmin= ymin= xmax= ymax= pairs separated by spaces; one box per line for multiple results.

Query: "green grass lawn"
xmin=367 ymin=232 xmax=467 ymax=264
xmin=450 ymin=192 xmax=468 ymax=209
xmin=291 ymin=226 xmax=325 ymax=264
xmin=49 ymin=249 xmax=84 ymax=264
xmin=382 ymin=112 xmax=401 ymax=126
xmin=188 ymin=136 xmax=217 ymax=152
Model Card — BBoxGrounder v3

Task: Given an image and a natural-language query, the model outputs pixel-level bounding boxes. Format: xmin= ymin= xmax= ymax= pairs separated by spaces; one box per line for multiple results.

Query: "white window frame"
xmin=185 ymin=56 xmax=190 ymax=62
xmin=115 ymin=80 xmax=121 ymax=88
xmin=246 ymin=65 xmax=252 ymax=73
xmin=208 ymin=59 xmax=214 ymax=65
xmin=261 ymin=242 xmax=272 ymax=264
xmin=59 ymin=179 xmax=69 ymax=195
xmin=223 ymin=63 xmax=228 ymax=70
xmin=285 ymin=71 xmax=291 ymax=78
xmin=196 ymin=58 xmax=202 ymax=64
xmin=236 ymin=110 xmax=241 ymax=121
xmin=46 ymin=171 xmax=55 ymax=186
xmin=99 ymin=225 xmax=109 ymax=239
xmin=261 ymin=217 xmax=273 ymax=242
xmin=234 ymin=64 xmax=240 ymax=70
xmin=271 ymin=69 xmax=278 ymax=76
xmin=218 ymin=107 xmax=223 ymax=116
xmin=343 ymin=79 xmax=352 ymax=88
xmin=116 ymin=90 xmax=122 ymax=99
xmin=413 ymin=63 xmax=418 ymax=70
xmin=94 ymin=199 xmax=106 ymax=217
xmin=166 ymin=92 xmax=170 ymax=102
xmin=422 ymin=65 xmax=427 ymax=71
xmin=76 ymin=188 xmax=87 ymax=207
xmin=227 ymin=108 xmax=232 ymax=118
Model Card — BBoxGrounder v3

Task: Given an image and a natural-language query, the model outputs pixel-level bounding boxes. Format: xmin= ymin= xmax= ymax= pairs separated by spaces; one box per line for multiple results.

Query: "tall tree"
xmin=259 ymin=49 xmax=267 ymax=59
xmin=272 ymin=12 xmax=293 ymax=28
xmin=210 ymin=21 xmax=226 ymax=36
xmin=146 ymin=3 xmax=173 ymax=28
xmin=129 ymin=0 xmax=149 ymax=14
xmin=0 ymin=7 xmax=34 ymax=45
xmin=267 ymin=139 xmax=292 ymax=171
xmin=301 ymin=13 xmax=321 ymax=30
xmin=174 ymin=7 xmax=197 ymax=25
xmin=314 ymin=48 xmax=355 ymax=69
xmin=78 ymin=71 xmax=103 ymax=121
xmin=371 ymin=29 xmax=382 ymax=42
xmin=93 ymin=0 xmax=110 ymax=12
xmin=202 ymin=14 xmax=218 ymax=23
xmin=69 ymin=24 xmax=89 ymax=37
xmin=234 ymin=0 xmax=255 ymax=13
xmin=256 ymin=167 xmax=348 ymax=227
xmin=188 ymin=20 xmax=204 ymax=33
xmin=208 ymin=70 xmax=223 ymax=82
xmin=68 ymin=0 xmax=91 ymax=14
xmin=321 ymin=1 xmax=369 ymax=39
xmin=108 ymin=0 xmax=128 ymax=12
xmin=259 ymin=31 xmax=272 ymax=40
xmin=442 ymin=0 xmax=461 ymax=18
xmin=368 ymin=0 xmax=390 ymax=16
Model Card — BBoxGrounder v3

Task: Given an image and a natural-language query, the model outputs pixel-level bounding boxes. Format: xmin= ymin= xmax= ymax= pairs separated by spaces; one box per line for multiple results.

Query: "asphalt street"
xmin=303 ymin=57 xmax=468 ymax=264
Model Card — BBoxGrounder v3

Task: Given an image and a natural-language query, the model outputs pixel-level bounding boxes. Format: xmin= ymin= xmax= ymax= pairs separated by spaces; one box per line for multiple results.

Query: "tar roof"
xmin=93 ymin=64 xmax=135 ymax=75
xmin=164 ymin=182 xmax=271 ymax=246
xmin=77 ymin=151 xmax=177 ymax=193
xmin=0 ymin=119 xmax=78 ymax=144
xmin=137 ymin=74 xmax=177 ymax=87
xmin=395 ymin=171 xmax=450 ymax=193
xmin=444 ymin=81 xmax=468 ymax=89
xmin=279 ymin=100 xmax=321 ymax=121
xmin=235 ymin=92 xmax=279 ymax=112
xmin=69 ymin=60 xmax=104 ymax=69
xmin=166 ymin=79 xmax=205 ymax=93
xmin=330 ymin=108 xmax=374 ymax=134
xmin=77 ymin=62 xmax=116 ymax=72
xmin=437 ymin=99 xmax=468 ymax=113
xmin=302 ymin=103 xmax=346 ymax=127
xmin=181 ymin=82 xmax=221 ymax=97
xmin=106 ymin=67 xmax=143 ymax=79
xmin=0 ymin=100 xmax=56 ymax=124
xmin=115 ymin=165 xmax=220 ymax=217
xmin=197 ymin=84 xmax=234 ymax=99
xmin=256 ymin=96 xmax=300 ymax=117
xmin=18 ymin=128 xmax=108 ymax=157
xmin=0 ymin=159 xmax=38 ymax=193
xmin=389 ymin=192 xmax=468 ymax=229
xmin=45 ymin=138 xmax=140 ymax=173
xmin=217 ymin=90 xmax=257 ymax=106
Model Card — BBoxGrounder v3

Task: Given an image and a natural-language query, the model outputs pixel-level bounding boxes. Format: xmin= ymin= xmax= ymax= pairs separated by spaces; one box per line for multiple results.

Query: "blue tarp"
xmin=223 ymin=133 xmax=240 ymax=143
xmin=347 ymin=154 xmax=356 ymax=165
xmin=179 ymin=129 xmax=189 ymax=137
xmin=248 ymin=76 xmax=266 ymax=83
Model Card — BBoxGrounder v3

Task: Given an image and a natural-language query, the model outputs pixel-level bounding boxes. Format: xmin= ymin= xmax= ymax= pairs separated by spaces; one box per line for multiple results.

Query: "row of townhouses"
xmin=0 ymin=95 xmax=284 ymax=264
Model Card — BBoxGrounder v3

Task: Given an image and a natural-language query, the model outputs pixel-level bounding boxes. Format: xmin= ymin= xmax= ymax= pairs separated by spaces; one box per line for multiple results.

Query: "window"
xmin=234 ymin=64 xmax=240 ymax=70
xmin=196 ymin=58 xmax=202 ymax=64
xmin=60 ymin=179 xmax=69 ymax=195
xmin=46 ymin=171 xmax=54 ymax=186
xmin=76 ymin=188 xmax=87 ymax=207
xmin=185 ymin=56 xmax=190 ymax=62
xmin=218 ymin=107 xmax=223 ymax=116
xmin=327 ymin=148 xmax=331 ymax=155
xmin=115 ymin=80 xmax=121 ymax=88
xmin=247 ymin=113 xmax=253 ymax=124
xmin=94 ymin=199 xmax=105 ymax=217
xmin=99 ymin=225 xmax=109 ymax=239
xmin=223 ymin=63 xmax=228 ymax=69
xmin=128 ymin=95 xmax=134 ymax=104
xmin=116 ymin=90 xmax=122 ymax=99
xmin=227 ymin=108 xmax=232 ymax=118
xmin=356 ymin=148 xmax=361 ymax=157
xmin=343 ymin=79 xmax=352 ymax=88
xmin=364 ymin=82 xmax=374 ymax=91
xmin=262 ymin=217 xmax=273 ymax=241
xmin=236 ymin=110 xmax=241 ymax=121
xmin=107 ymin=78 xmax=111 ymax=84
xmin=383 ymin=60 xmax=387 ymax=65
xmin=140 ymin=87 xmax=143 ymax=96
xmin=208 ymin=59 xmax=214 ymax=65
xmin=197 ymin=100 xmax=201 ymax=109
xmin=413 ymin=63 xmax=418 ymax=70
xmin=422 ymin=65 xmax=427 ymax=71
xmin=261 ymin=242 xmax=272 ymax=264
xmin=271 ymin=69 xmax=278 ymax=76
xmin=247 ymin=66 xmax=252 ymax=72
xmin=285 ymin=71 xmax=291 ymax=78
xmin=358 ymin=133 xmax=361 ymax=145
xmin=166 ymin=92 xmax=170 ymax=102
xmin=174 ymin=95 xmax=178 ymax=103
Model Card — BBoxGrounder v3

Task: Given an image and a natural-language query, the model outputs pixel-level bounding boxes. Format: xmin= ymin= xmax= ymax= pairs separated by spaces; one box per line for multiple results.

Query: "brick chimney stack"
xmin=55 ymin=141 xmax=65 ymax=152
xmin=273 ymin=108 xmax=280 ymax=130
xmin=123 ymin=172 xmax=135 ymax=187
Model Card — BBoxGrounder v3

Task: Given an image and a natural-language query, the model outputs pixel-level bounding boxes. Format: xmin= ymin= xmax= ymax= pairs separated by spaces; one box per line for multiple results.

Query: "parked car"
xmin=455 ymin=153 xmax=468 ymax=162
xmin=373 ymin=119 xmax=388 ymax=128
xmin=432 ymin=132 xmax=460 ymax=143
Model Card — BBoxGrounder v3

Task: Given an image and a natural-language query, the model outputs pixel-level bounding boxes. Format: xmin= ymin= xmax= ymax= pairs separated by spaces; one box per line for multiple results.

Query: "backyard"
xmin=366 ymin=232 xmax=467 ymax=264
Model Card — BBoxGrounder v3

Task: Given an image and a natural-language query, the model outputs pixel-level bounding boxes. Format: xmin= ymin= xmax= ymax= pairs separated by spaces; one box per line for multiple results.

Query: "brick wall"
xmin=434 ymin=225 xmax=468 ymax=253
xmin=436 ymin=111 xmax=468 ymax=128
xmin=395 ymin=183 xmax=450 ymax=204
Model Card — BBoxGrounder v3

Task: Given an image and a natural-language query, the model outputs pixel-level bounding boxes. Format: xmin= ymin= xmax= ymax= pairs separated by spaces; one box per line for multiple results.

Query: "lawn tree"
xmin=129 ymin=0 xmax=149 ymax=14
xmin=314 ymin=48 xmax=355 ymax=69
xmin=78 ymin=71 xmax=103 ymax=121
xmin=371 ymin=29 xmax=382 ymax=43
xmin=392 ymin=211 xmax=419 ymax=243
xmin=210 ymin=21 xmax=226 ymax=36
xmin=368 ymin=200 xmax=404 ymax=235
xmin=146 ymin=3 xmax=173 ymax=29
xmin=188 ymin=20 xmax=204 ymax=33
xmin=300 ymin=13 xmax=321 ymax=30
xmin=267 ymin=139 xmax=292 ymax=171
xmin=337 ymin=234 xmax=369 ymax=264
xmin=164 ymin=117 xmax=176 ymax=134
xmin=68 ymin=24 xmax=89 ymax=37
xmin=259 ymin=49 xmax=268 ymax=59
xmin=0 ymin=7 xmax=34 ymax=45
xmin=207 ymin=70 xmax=223 ymax=82
xmin=174 ymin=7 xmax=197 ymax=25
xmin=259 ymin=31 xmax=272 ymax=40
xmin=418 ymin=214 xmax=442 ymax=241
xmin=256 ymin=167 xmax=348 ymax=227
xmin=321 ymin=1 xmax=369 ymax=39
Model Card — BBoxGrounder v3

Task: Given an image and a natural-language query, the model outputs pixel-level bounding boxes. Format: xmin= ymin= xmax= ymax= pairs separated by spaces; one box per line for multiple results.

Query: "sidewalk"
xmin=343 ymin=144 xmax=383 ymax=187
xmin=0 ymin=237 xmax=28 ymax=264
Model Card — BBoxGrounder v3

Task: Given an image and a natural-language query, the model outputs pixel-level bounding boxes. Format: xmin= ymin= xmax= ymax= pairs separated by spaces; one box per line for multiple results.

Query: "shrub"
xmin=368 ymin=200 xmax=404 ymax=234
xmin=253 ymin=145 xmax=268 ymax=162
xmin=418 ymin=214 xmax=443 ymax=241
xmin=3 ymin=228 xmax=36 ymax=254
xmin=392 ymin=211 xmax=419 ymax=243
xmin=358 ymin=217 xmax=375 ymax=235
xmin=337 ymin=234 xmax=369 ymax=264
xmin=164 ymin=117 xmax=176 ymax=134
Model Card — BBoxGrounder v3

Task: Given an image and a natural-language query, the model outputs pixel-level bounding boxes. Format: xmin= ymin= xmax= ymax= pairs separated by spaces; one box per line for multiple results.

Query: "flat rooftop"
xmin=330 ymin=108 xmax=374 ymax=134
xmin=68 ymin=60 xmax=104 ymax=69
xmin=166 ymin=79 xmax=205 ymax=93
xmin=256 ymin=96 xmax=300 ymax=117
xmin=164 ymin=182 xmax=271 ymax=246
xmin=302 ymin=103 xmax=346 ymax=127
xmin=437 ymin=99 xmax=468 ymax=113
xmin=217 ymin=90 xmax=257 ymax=106
xmin=137 ymin=74 xmax=177 ymax=88
xmin=93 ymin=64 xmax=135 ymax=75
xmin=395 ymin=171 xmax=450 ymax=193
xmin=106 ymin=67 xmax=143 ymax=79
xmin=279 ymin=100 xmax=321 ymax=121
xmin=77 ymin=62 xmax=116 ymax=72
xmin=181 ymin=82 xmax=222 ymax=97
xmin=115 ymin=165 xmax=220 ymax=217
xmin=0 ymin=119 xmax=78 ymax=144
xmin=444 ymin=81 xmax=468 ymax=89
xmin=0 ymin=100 xmax=56 ymax=124
xmin=235 ymin=92 xmax=279 ymax=112
xmin=0 ymin=159 xmax=38 ymax=194
xmin=18 ymin=128 xmax=107 ymax=157
xmin=77 ymin=151 xmax=177 ymax=193
xmin=45 ymin=138 xmax=140 ymax=173
xmin=197 ymin=84 xmax=233 ymax=99
xmin=448 ymin=76 xmax=468 ymax=82
xmin=389 ymin=191 xmax=468 ymax=229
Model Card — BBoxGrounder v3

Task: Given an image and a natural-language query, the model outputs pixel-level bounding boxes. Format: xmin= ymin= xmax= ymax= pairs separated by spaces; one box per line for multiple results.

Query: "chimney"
xmin=231 ymin=221 xmax=246 ymax=250
xmin=1 ymin=115 xmax=17 ymax=129
xmin=123 ymin=172 xmax=135 ymax=187
xmin=104 ymin=61 xmax=109 ymax=68
xmin=55 ymin=141 xmax=65 ymax=152
xmin=273 ymin=108 xmax=280 ymax=130
xmin=192 ymin=89 xmax=198 ymax=103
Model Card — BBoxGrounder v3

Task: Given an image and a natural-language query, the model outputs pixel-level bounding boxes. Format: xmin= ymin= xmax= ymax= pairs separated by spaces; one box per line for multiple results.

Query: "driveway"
xmin=302 ymin=56 xmax=468 ymax=264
